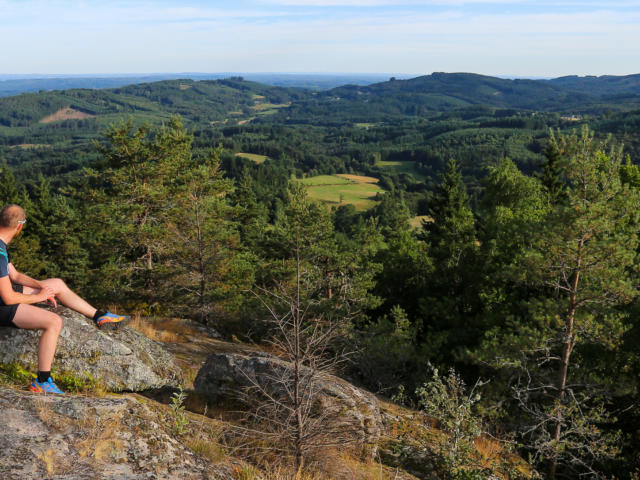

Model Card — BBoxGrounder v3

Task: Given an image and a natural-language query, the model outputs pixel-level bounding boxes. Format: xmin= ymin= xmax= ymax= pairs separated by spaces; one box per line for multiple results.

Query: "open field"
xmin=9 ymin=143 xmax=51 ymax=149
xmin=408 ymin=215 xmax=433 ymax=229
xmin=251 ymin=102 xmax=290 ymax=111
xmin=234 ymin=152 xmax=269 ymax=164
xmin=40 ymin=107 xmax=95 ymax=123
xmin=375 ymin=160 xmax=427 ymax=180
xmin=299 ymin=175 xmax=351 ymax=186
xmin=335 ymin=173 xmax=379 ymax=183
xmin=300 ymin=174 xmax=384 ymax=210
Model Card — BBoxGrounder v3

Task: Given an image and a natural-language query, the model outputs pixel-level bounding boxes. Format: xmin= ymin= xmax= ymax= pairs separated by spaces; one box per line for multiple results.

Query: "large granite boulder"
xmin=0 ymin=386 xmax=234 ymax=480
xmin=0 ymin=307 xmax=183 ymax=391
xmin=194 ymin=352 xmax=383 ymax=450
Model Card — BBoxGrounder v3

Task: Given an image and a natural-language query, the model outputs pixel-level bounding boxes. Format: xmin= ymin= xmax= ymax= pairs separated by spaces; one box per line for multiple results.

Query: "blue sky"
xmin=1 ymin=0 xmax=638 ymax=77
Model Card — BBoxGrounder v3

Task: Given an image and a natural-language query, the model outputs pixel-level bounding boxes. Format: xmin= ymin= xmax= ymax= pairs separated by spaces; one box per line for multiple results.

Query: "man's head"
xmin=0 ymin=204 xmax=26 ymax=241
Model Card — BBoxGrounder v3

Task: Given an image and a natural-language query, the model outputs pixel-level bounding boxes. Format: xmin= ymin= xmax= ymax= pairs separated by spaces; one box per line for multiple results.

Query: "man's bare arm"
xmin=8 ymin=264 xmax=43 ymax=289
xmin=0 ymin=275 xmax=52 ymax=305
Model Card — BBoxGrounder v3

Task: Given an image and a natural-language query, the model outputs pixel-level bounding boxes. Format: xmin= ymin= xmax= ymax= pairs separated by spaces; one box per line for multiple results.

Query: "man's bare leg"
xmin=23 ymin=278 xmax=97 ymax=319
xmin=12 ymin=304 xmax=62 ymax=372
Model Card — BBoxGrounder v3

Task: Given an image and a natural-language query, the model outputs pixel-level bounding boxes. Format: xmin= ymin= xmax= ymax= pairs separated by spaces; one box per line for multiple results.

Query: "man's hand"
xmin=35 ymin=286 xmax=56 ymax=305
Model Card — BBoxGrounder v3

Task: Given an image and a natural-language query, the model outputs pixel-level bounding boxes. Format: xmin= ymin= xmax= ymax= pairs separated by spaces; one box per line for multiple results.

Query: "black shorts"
xmin=0 ymin=284 xmax=24 ymax=329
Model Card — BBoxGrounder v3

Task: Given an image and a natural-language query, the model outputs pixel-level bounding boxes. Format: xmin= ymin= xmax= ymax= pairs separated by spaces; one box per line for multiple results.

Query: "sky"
xmin=1 ymin=0 xmax=639 ymax=77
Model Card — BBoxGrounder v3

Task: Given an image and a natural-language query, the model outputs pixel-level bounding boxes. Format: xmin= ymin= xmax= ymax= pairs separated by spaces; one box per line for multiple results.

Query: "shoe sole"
xmin=98 ymin=317 xmax=131 ymax=331
xmin=29 ymin=385 xmax=64 ymax=394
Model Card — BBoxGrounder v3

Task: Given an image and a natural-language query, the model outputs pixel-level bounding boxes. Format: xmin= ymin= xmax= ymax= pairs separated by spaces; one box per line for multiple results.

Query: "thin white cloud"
xmin=0 ymin=0 xmax=638 ymax=75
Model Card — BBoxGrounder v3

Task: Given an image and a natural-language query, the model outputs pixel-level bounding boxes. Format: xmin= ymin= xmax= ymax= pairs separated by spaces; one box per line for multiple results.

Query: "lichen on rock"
xmin=0 ymin=307 xmax=183 ymax=392
xmin=0 ymin=386 xmax=234 ymax=480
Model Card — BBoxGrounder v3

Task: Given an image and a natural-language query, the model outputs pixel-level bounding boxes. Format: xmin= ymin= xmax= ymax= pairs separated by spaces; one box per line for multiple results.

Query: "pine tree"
xmin=27 ymin=176 xmax=89 ymax=289
xmin=541 ymin=130 xmax=566 ymax=204
xmin=88 ymin=116 xmax=191 ymax=305
xmin=492 ymin=127 xmax=640 ymax=478
xmin=419 ymin=158 xmax=479 ymax=361
xmin=161 ymin=147 xmax=248 ymax=323
xmin=0 ymin=163 xmax=20 ymax=205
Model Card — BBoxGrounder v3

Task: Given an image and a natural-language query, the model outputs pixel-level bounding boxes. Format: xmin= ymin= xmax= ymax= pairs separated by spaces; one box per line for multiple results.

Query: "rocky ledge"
xmin=194 ymin=352 xmax=383 ymax=452
xmin=0 ymin=307 xmax=183 ymax=391
xmin=0 ymin=386 xmax=234 ymax=480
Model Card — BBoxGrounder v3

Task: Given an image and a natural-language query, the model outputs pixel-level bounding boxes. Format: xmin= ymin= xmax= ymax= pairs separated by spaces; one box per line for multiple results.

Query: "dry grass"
xmin=186 ymin=437 xmax=227 ymax=463
xmin=235 ymin=152 xmax=269 ymax=164
xmin=39 ymin=107 xmax=94 ymax=123
xmin=248 ymin=449 xmax=417 ymax=480
xmin=74 ymin=407 xmax=127 ymax=463
xmin=408 ymin=215 xmax=433 ymax=229
xmin=475 ymin=435 xmax=532 ymax=477
xmin=38 ymin=448 xmax=57 ymax=475
xmin=335 ymin=174 xmax=379 ymax=184
xmin=8 ymin=143 xmax=51 ymax=149
xmin=34 ymin=397 xmax=65 ymax=430
xmin=126 ymin=312 xmax=201 ymax=344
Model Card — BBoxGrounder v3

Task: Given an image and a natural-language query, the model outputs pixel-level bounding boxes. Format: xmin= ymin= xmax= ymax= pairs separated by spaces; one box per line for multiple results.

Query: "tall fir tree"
xmin=419 ymin=158 xmax=479 ymax=363
xmin=88 ymin=116 xmax=191 ymax=306
xmin=161 ymin=147 xmax=251 ymax=324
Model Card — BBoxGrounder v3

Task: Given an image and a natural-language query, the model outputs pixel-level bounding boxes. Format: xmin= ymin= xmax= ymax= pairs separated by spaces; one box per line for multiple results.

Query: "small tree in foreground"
xmin=416 ymin=367 xmax=486 ymax=478
xmin=236 ymin=184 xmax=378 ymax=478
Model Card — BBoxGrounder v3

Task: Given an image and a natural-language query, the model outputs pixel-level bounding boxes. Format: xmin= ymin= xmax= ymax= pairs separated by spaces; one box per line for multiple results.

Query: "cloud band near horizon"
xmin=1 ymin=0 xmax=638 ymax=76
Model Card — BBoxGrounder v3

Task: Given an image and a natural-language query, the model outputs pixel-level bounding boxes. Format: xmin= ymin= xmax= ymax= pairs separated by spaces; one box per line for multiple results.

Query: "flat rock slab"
xmin=0 ymin=386 xmax=234 ymax=480
xmin=194 ymin=352 xmax=383 ymax=449
xmin=0 ymin=307 xmax=183 ymax=392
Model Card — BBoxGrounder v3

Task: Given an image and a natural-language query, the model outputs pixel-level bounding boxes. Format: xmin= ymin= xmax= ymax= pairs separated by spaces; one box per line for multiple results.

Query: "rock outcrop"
xmin=0 ymin=386 xmax=234 ymax=480
xmin=194 ymin=352 xmax=383 ymax=450
xmin=0 ymin=307 xmax=183 ymax=391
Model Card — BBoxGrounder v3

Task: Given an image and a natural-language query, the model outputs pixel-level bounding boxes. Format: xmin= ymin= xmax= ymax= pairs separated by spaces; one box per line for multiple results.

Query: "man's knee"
xmin=45 ymin=312 xmax=63 ymax=332
xmin=46 ymin=278 xmax=69 ymax=295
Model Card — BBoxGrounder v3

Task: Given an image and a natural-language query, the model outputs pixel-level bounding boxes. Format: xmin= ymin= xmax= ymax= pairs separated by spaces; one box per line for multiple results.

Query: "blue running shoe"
xmin=30 ymin=377 xmax=65 ymax=394
xmin=96 ymin=311 xmax=131 ymax=330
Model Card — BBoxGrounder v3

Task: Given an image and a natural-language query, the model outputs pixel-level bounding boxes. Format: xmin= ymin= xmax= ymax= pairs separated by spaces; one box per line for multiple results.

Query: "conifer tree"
xmin=27 ymin=176 xmax=89 ymax=288
xmin=419 ymin=158 xmax=479 ymax=361
xmin=541 ymin=130 xmax=565 ymax=204
xmin=486 ymin=127 xmax=640 ymax=478
xmin=89 ymin=116 xmax=191 ymax=304
xmin=161 ymin=147 xmax=249 ymax=323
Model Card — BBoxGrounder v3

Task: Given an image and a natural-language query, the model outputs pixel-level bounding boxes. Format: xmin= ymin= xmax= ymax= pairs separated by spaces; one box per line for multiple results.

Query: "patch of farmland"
xmin=39 ymin=107 xmax=95 ymax=123
xmin=375 ymin=160 xmax=426 ymax=180
xmin=251 ymin=103 xmax=290 ymax=112
xmin=9 ymin=143 xmax=51 ymax=149
xmin=408 ymin=215 xmax=433 ymax=229
xmin=300 ymin=174 xmax=384 ymax=211
xmin=235 ymin=152 xmax=268 ymax=164
xmin=299 ymin=175 xmax=351 ymax=186
xmin=335 ymin=174 xmax=379 ymax=183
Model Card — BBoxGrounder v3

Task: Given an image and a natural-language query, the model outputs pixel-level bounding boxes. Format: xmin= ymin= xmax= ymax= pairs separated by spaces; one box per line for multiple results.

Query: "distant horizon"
xmin=4 ymin=71 xmax=639 ymax=81
xmin=2 ymin=1 xmax=638 ymax=77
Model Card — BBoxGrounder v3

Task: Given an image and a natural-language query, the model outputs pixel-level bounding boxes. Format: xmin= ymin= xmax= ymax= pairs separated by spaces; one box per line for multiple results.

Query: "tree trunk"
xmin=195 ymin=202 xmax=206 ymax=323
xmin=294 ymin=231 xmax=304 ymax=479
xmin=549 ymin=238 xmax=582 ymax=479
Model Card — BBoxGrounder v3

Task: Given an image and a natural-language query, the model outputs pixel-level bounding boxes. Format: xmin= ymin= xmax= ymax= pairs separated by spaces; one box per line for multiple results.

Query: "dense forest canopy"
xmin=2 ymin=73 xmax=640 ymax=478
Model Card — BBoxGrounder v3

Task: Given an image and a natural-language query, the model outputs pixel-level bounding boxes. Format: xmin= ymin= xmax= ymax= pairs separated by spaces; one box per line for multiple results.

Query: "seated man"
xmin=0 ymin=204 xmax=130 ymax=394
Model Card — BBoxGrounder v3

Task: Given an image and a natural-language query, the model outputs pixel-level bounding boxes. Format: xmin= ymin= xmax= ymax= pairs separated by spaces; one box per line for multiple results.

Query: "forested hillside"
xmin=2 ymin=74 xmax=640 ymax=478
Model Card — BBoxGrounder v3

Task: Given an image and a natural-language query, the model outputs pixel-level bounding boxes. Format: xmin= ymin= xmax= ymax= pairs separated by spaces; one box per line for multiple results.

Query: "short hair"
xmin=0 ymin=204 xmax=26 ymax=228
